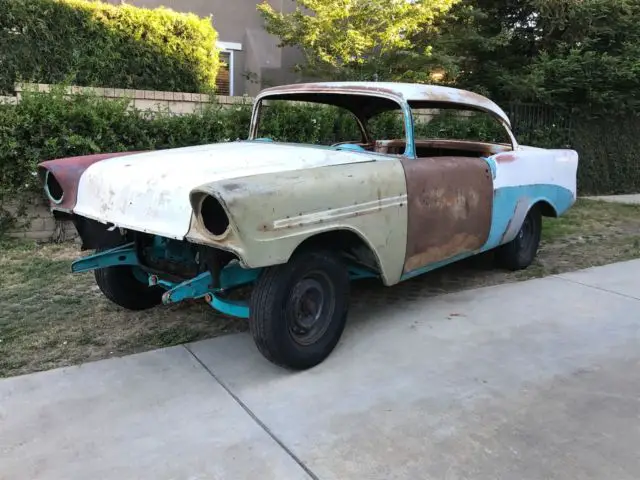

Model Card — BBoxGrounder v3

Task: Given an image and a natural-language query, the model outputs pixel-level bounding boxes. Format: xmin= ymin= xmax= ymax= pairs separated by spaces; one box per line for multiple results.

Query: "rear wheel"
xmin=495 ymin=206 xmax=542 ymax=270
xmin=249 ymin=250 xmax=350 ymax=370
xmin=95 ymin=262 xmax=163 ymax=311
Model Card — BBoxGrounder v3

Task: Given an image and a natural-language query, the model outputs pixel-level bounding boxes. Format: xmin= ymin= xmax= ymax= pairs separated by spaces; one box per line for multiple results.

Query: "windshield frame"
xmin=249 ymin=91 xmax=415 ymax=157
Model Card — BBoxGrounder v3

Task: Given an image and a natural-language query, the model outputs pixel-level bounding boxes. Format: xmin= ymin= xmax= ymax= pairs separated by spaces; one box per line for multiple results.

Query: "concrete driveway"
xmin=2 ymin=260 xmax=639 ymax=480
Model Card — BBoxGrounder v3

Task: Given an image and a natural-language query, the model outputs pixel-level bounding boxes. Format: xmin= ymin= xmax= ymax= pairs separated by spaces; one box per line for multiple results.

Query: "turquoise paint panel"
xmin=483 ymin=156 xmax=497 ymax=179
xmin=403 ymin=103 xmax=416 ymax=158
xmin=482 ymin=184 xmax=575 ymax=252
xmin=71 ymin=243 xmax=138 ymax=273
xmin=149 ymin=276 xmax=175 ymax=289
xmin=162 ymin=271 xmax=212 ymax=305
xmin=335 ymin=144 xmax=367 ymax=152
xmin=348 ymin=265 xmax=379 ymax=280
xmin=400 ymin=183 xmax=575 ymax=281
xmin=400 ymin=250 xmax=478 ymax=281
xmin=219 ymin=262 xmax=261 ymax=287
xmin=162 ymin=263 xmax=261 ymax=306
xmin=207 ymin=295 xmax=250 ymax=319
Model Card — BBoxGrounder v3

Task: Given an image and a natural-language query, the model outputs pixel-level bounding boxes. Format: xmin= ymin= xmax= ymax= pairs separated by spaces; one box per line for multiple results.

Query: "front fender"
xmin=37 ymin=151 xmax=145 ymax=212
xmin=187 ymin=160 xmax=409 ymax=285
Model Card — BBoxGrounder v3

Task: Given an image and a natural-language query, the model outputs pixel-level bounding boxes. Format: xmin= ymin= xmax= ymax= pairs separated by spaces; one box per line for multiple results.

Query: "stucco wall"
xmin=103 ymin=0 xmax=305 ymax=95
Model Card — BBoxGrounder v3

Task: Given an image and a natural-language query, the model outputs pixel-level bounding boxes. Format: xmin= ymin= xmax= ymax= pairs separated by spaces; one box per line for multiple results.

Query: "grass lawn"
xmin=1 ymin=198 xmax=640 ymax=378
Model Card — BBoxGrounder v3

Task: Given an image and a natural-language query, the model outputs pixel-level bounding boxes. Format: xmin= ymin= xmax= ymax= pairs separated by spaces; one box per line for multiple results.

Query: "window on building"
xmin=215 ymin=42 xmax=242 ymax=96
xmin=216 ymin=51 xmax=231 ymax=96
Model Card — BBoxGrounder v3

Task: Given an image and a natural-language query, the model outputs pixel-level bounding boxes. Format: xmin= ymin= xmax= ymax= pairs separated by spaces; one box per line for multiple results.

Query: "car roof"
xmin=257 ymin=81 xmax=511 ymax=127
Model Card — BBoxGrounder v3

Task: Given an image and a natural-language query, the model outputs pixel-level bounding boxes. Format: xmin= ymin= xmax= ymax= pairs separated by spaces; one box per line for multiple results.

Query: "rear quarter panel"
xmin=484 ymin=147 xmax=578 ymax=248
xmin=188 ymin=160 xmax=409 ymax=285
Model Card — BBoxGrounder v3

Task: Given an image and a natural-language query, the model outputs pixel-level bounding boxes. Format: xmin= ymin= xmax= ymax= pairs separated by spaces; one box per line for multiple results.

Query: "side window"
xmin=367 ymin=111 xmax=405 ymax=141
xmin=256 ymin=100 xmax=362 ymax=145
xmin=413 ymin=108 xmax=510 ymax=144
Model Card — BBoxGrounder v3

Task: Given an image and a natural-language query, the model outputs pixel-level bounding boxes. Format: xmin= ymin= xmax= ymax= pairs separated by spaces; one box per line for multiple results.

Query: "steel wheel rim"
xmin=286 ymin=271 xmax=336 ymax=346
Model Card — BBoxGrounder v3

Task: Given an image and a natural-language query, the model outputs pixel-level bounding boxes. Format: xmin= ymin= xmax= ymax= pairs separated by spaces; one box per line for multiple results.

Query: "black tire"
xmin=249 ymin=250 xmax=350 ymax=370
xmin=495 ymin=205 xmax=542 ymax=270
xmin=95 ymin=265 xmax=163 ymax=311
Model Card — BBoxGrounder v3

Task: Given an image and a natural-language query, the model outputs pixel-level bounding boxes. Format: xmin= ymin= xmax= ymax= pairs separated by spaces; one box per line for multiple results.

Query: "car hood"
xmin=73 ymin=141 xmax=375 ymax=239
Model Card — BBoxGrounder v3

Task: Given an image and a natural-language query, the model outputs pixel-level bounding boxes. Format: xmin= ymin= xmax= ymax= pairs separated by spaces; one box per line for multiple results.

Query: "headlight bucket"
xmin=199 ymin=194 xmax=230 ymax=238
xmin=44 ymin=170 xmax=64 ymax=204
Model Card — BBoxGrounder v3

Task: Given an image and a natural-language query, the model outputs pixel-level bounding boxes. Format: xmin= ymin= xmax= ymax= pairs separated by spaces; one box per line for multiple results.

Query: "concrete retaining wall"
xmin=12 ymin=83 xmax=251 ymax=115
xmin=5 ymin=197 xmax=78 ymax=242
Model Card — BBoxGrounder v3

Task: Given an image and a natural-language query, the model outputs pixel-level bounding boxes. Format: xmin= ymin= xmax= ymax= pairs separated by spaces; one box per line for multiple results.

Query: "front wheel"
xmin=95 ymin=264 xmax=163 ymax=311
xmin=249 ymin=250 xmax=350 ymax=370
xmin=495 ymin=205 xmax=542 ymax=270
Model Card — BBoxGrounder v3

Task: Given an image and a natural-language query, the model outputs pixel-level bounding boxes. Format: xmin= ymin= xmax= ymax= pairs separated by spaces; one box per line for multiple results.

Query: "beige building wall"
xmin=104 ymin=0 xmax=305 ymax=96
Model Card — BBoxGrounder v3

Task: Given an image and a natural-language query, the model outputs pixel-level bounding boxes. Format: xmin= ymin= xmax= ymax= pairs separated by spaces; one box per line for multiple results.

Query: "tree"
xmin=260 ymin=0 xmax=640 ymax=114
xmin=517 ymin=0 xmax=640 ymax=113
xmin=432 ymin=0 xmax=640 ymax=113
xmin=257 ymin=0 xmax=458 ymax=80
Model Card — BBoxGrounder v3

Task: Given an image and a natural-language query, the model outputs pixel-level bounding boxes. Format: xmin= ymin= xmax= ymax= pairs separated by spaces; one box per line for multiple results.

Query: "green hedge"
xmin=1 ymin=88 xmax=639 ymax=231
xmin=570 ymin=118 xmax=640 ymax=195
xmin=0 ymin=0 xmax=220 ymax=94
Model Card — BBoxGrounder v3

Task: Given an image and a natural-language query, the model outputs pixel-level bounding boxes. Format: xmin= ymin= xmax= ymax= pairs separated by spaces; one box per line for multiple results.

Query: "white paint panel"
xmin=74 ymin=142 xmax=375 ymax=239
xmin=493 ymin=147 xmax=579 ymax=193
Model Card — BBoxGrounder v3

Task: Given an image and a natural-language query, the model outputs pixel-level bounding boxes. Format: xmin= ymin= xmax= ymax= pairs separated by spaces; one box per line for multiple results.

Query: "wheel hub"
xmin=286 ymin=271 xmax=335 ymax=346
xmin=291 ymin=279 xmax=325 ymax=331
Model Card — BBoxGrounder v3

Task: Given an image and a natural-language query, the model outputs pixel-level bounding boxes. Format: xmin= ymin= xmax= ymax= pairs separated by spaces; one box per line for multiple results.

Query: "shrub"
xmin=570 ymin=117 xmax=640 ymax=195
xmin=1 ymin=88 xmax=638 ymax=232
xmin=0 ymin=0 xmax=220 ymax=94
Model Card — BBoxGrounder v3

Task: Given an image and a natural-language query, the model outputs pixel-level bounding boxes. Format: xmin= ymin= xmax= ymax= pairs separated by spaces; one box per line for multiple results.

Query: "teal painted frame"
xmin=71 ymin=243 xmax=138 ymax=273
xmin=72 ymin=242 xmax=379 ymax=319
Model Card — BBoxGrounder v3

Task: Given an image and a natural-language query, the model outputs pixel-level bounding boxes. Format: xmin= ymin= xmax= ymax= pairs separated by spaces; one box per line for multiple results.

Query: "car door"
xmin=399 ymin=156 xmax=494 ymax=273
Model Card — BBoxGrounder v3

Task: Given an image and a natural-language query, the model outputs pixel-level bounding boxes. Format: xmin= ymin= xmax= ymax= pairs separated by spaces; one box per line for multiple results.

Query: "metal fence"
xmin=505 ymin=103 xmax=575 ymax=147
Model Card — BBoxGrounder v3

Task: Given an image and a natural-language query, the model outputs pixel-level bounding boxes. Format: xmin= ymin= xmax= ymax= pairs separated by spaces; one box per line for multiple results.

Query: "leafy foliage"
xmin=257 ymin=0 xmax=457 ymax=80
xmin=415 ymin=110 xmax=509 ymax=143
xmin=260 ymin=0 xmax=640 ymax=115
xmin=425 ymin=0 xmax=640 ymax=113
xmin=0 ymin=0 xmax=220 ymax=94
xmin=1 ymin=89 xmax=639 ymax=232
xmin=0 ymin=87 xmax=248 ymax=229
xmin=258 ymin=101 xmax=365 ymax=144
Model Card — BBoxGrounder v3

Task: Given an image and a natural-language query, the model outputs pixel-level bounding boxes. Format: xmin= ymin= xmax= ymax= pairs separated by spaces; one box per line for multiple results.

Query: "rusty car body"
xmin=38 ymin=82 xmax=579 ymax=369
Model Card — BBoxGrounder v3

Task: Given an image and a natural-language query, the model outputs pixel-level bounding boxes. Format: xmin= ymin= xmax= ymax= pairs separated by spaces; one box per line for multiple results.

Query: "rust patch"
xmin=400 ymin=156 xmax=493 ymax=272
xmin=260 ymin=83 xmax=398 ymax=97
xmin=376 ymin=139 xmax=510 ymax=157
xmin=38 ymin=151 xmax=143 ymax=211
xmin=416 ymin=139 xmax=509 ymax=156
xmin=495 ymin=152 xmax=516 ymax=163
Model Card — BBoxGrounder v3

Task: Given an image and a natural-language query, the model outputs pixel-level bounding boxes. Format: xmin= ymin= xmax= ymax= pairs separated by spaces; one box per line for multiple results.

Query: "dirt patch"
xmin=1 ymin=199 xmax=639 ymax=378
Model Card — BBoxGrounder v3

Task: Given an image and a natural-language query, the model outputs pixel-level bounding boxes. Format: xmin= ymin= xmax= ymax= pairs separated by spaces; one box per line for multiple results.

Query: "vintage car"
xmin=38 ymin=82 xmax=579 ymax=369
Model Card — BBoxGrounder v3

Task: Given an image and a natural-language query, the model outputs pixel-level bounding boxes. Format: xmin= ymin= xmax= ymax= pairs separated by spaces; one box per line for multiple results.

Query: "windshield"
xmin=253 ymin=100 xmax=364 ymax=146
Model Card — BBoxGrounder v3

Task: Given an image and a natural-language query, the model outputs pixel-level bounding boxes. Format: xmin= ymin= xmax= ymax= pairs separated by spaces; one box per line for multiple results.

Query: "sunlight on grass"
xmin=542 ymin=199 xmax=640 ymax=241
